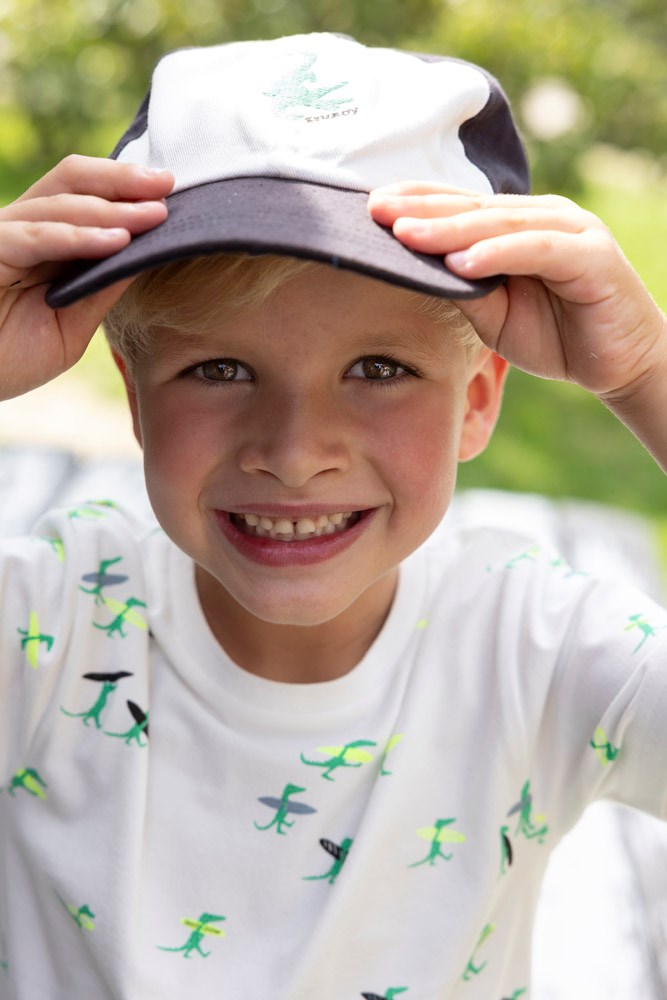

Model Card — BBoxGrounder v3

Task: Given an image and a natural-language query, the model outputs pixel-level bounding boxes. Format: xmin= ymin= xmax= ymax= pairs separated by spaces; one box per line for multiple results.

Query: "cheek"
xmin=367 ymin=393 xmax=465 ymax=511
xmin=137 ymin=395 xmax=220 ymax=507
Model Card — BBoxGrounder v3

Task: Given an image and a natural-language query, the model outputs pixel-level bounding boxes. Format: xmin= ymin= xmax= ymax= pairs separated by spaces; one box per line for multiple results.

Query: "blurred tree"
xmin=406 ymin=0 xmax=667 ymax=193
xmin=0 ymin=0 xmax=440 ymax=196
xmin=1 ymin=0 xmax=665 ymax=197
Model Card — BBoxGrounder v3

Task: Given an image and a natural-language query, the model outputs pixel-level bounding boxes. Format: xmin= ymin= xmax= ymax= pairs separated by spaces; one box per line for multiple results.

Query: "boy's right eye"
xmin=191 ymin=359 xmax=253 ymax=383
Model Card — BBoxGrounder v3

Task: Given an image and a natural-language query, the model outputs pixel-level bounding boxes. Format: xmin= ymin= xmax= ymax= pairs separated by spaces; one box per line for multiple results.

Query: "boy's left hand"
xmin=368 ymin=183 xmax=667 ymax=404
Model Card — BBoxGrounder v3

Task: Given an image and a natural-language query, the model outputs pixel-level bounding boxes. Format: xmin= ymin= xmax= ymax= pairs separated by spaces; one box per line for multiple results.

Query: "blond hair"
xmin=103 ymin=253 xmax=481 ymax=369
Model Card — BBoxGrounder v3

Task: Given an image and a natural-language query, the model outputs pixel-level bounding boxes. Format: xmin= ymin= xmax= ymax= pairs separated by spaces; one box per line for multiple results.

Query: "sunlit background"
xmin=1 ymin=0 xmax=666 ymax=518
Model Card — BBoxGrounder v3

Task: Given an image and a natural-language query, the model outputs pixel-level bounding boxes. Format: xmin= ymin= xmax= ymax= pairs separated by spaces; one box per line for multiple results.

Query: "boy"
xmin=1 ymin=31 xmax=666 ymax=999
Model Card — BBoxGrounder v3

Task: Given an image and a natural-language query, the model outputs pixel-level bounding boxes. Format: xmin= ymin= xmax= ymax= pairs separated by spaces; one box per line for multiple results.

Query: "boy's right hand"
xmin=0 ymin=155 xmax=173 ymax=400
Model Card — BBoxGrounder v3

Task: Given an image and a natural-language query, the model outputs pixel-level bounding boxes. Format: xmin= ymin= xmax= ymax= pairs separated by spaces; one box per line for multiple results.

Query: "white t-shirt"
xmin=1 ymin=502 xmax=666 ymax=1000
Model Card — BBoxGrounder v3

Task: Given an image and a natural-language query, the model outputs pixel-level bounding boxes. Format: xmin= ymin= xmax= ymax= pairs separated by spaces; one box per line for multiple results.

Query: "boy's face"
xmin=123 ymin=264 xmax=506 ymax=633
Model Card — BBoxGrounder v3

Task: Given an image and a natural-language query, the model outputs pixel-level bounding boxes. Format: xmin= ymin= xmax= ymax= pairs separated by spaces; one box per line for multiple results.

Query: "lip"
xmin=213 ymin=507 xmax=376 ymax=567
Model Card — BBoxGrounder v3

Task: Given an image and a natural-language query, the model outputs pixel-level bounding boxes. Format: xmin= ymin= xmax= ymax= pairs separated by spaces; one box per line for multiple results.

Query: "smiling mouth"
xmin=229 ymin=510 xmax=362 ymax=542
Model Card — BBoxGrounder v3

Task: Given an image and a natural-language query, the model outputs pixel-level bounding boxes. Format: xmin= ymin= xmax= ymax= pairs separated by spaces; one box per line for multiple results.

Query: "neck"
xmin=195 ymin=567 xmax=398 ymax=684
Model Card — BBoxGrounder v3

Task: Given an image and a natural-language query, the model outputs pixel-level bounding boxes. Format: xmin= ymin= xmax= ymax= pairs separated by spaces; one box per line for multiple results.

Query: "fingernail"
xmin=394 ymin=219 xmax=429 ymax=236
xmin=446 ymin=250 xmax=472 ymax=270
xmin=98 ymin=227 xmax=128 ymax=239
xmin=142 ymin=165 xmax=170 ymax=176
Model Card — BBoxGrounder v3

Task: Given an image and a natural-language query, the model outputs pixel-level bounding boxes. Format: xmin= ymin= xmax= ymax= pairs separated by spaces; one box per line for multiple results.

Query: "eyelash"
xmin=181 ymin=354 xmax=421 ymax=387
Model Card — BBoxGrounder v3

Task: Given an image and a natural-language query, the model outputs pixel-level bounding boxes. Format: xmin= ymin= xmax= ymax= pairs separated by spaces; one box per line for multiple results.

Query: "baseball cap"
xmin=46 ymin=32 xmax=529 ymax=308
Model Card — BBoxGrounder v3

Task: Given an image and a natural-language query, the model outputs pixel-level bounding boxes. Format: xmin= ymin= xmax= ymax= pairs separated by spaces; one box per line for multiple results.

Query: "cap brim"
xmin=46 ymin=176 xmax=503 ymax=308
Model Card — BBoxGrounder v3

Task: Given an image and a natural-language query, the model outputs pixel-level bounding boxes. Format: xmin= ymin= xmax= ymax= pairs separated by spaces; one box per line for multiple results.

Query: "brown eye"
xmin=362 ymin=358 xmax=398 ymax=380
xmin=196 ymin=359 xmax=251 ymax=382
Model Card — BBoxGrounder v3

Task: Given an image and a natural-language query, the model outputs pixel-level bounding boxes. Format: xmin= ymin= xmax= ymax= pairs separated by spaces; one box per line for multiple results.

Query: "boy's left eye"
xmin=346 ymin=356 xmax=410 ymax=381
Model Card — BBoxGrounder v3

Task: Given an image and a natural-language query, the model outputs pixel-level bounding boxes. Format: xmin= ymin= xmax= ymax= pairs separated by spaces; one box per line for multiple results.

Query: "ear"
xmin=458 ymin=349 xmax=509 ymax=462
xmin=112 ymin=352 xmax=143 ymax=449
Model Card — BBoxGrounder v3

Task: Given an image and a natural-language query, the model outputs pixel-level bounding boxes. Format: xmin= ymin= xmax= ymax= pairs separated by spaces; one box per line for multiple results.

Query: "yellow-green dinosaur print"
xmin=7 ymin=767 xmax=48 ymax=799
xmin=17 ymin=611 xmax=54 ymax=669
xmin=379 ymin=734 xmax=403 ymax=776
xmin=300 ymin=739 xmax=376 ymax=781
xmin=408 ymin=818 xmax=466 ymax=868
xmin=93 ymin=596 xmax=148 ymax=638
xmin=56 ymin=893 xmax=96 ymax=932
xmin=589 ymin=726 xmax=620 ymax=766
xmin=67 ymin=500 xmax=117 ymax=520
xmin=40 ymin=536 xmax=65 ymax=561
xmin=158 ymin=913 xmax=226 ymax=959
xmin=463 ymin=923 xmax=495 ymax=980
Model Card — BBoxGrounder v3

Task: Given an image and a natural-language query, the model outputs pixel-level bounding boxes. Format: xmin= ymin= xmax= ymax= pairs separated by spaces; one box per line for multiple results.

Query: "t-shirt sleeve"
xmin=0 ymin=502 xmax=149 ymax=786
xmin=523 ymin=552 xmax=667 ymax=829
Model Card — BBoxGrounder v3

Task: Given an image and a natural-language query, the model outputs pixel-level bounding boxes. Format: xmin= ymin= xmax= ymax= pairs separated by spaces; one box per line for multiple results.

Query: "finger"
xmin=0 ymin=221 xmax=131 ymax=285
xmin=390 ymin=205 xmax=592 ymax=254
xmin=16 ymin=155 xmax=174 ymax=204
xmin=442 ymin=229 xmax=616 ymax=298
xmin=370 ymin=181 xmax=482 ymax=199
xmin=2 ymin=194 xmax=168 ymax=234
xmin=369 ymin=189 xmax=579 ymax=228
xmin=3 ymin=193 xmax=167 ymax=226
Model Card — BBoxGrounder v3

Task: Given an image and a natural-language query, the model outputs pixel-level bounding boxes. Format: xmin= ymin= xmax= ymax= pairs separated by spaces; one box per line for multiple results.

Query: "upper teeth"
xmin=234 ymin=511 xmax=355 ymax=540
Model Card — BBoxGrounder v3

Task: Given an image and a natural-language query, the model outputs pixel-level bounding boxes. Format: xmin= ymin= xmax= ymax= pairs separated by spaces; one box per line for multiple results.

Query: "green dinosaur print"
xmin=508 ymin=781 xmax=548 ymax=843
xmin=68 ymin=500 xmax=117 ymax=520
xmin=40 ymin=536 xmax=65 ymax=561
xmin=547 ymin=556 xmax=587 ymax=579
xmin=361 ymin=988 xmax=408 ymax=999
xmin=462 ymin=923 xmax=495 ymax=980
xmin=300 ymin=739 xmax=376 ymax=781
xmin=80 ymin=556 xmax=128 ymax=605
xmin=504 ymin=546 xmax=540 ymax=570
xmin=624 ymin=613 xmax=667 ymax=653
xmin=304 ymin=837 xmax=352 ymax=885
xmin=7 ymin=767 xmax=48 ymax=799
xmin=408 ymin=818 xmax=466 ymax=868
xmin=255 ymin=783 xmax=317 ymax=834
xmin=93 ymin=596 xmax=147 ymax=638
xmin=61 ymin=671 xmax=133 ymax=729
xmin=158 ymin=913 xmax=226 ymax=959
xmin=106 ymin=700 xmax=149 ymax=747
xmin=56 ymin=893 xmax=95 ymax=931
xmin=590 ymin=727 xmax=621 ymax=766
xmin=263 ymin=52 xmax=352 ymax=120
xmin=502 ymin=990 xmax=527 ymax=1000
xmin=17 ymin=611 xmax=54 ymax=669
xmin=379 ymin=734 xmax=403 ymax=776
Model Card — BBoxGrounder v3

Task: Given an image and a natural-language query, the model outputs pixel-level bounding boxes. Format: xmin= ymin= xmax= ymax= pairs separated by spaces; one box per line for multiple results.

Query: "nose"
xmin=236 ymin=389 xmax=352 ymax=488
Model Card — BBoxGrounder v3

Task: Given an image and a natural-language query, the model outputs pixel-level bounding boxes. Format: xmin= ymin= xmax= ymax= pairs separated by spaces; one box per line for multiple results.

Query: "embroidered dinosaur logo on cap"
xmin=263 ymin=52 xmax=354 ymax=120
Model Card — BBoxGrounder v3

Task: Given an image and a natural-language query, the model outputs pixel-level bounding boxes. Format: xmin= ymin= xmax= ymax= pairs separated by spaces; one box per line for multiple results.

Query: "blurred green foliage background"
xmin=0 ymin=0 xmax=665 ymax=516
